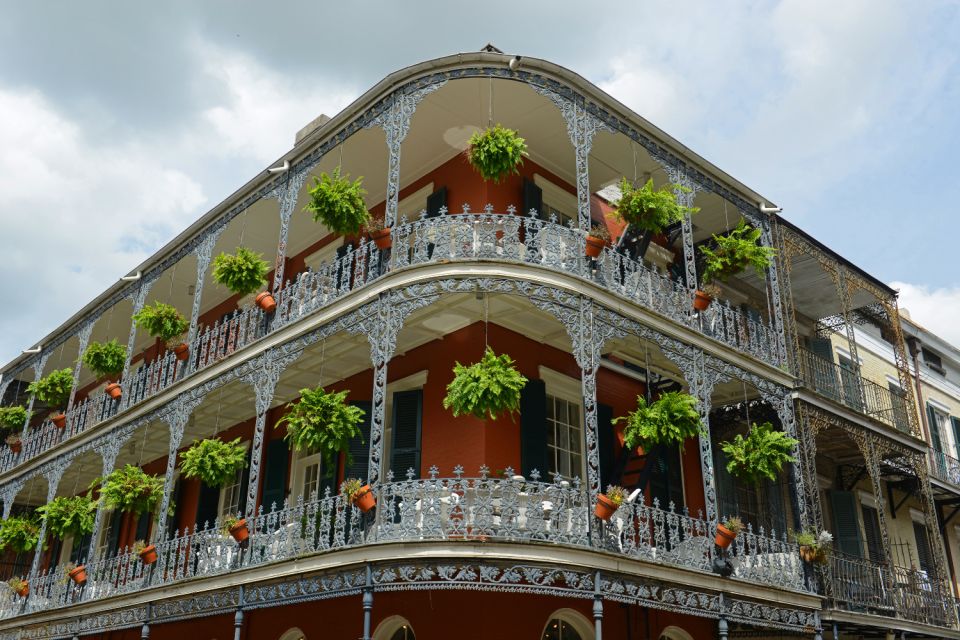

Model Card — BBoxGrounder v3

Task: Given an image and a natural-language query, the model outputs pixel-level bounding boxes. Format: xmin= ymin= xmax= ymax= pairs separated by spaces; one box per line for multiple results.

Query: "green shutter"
xmin=345 ymin=401 xmax=372 ymax=481
xmin=519 ymin=379 xmax=548 ymax=478
xmin=713 ymin=445 xmax=739 ymax=520
xmin=829 ymin=490 xmax=864 ymax=558
xmin=260 ymin=438 xmax=289 ymax=513
xmin=951 ymin=417 xmax=960 ymax=460
xmin=597 ymin=403 xmax=614 ymax=490
xmin=928 ymin=405 xmax=943 ymax=452
xmin=105 ymin=510 xmax=123 ymax=557
xmin=649 ymin=446 xmax=685 ymax=511
xmin=861 ymin=503 xmax=884 ymax=563
xmin=390 ymin=390 xmax=422 ymax=479
xmin=765 ymin=478 xmax=787 ymax=534
xmin=134 ymin=510 xmax=151 ymax=542
xmin=913 ymin=521 xmax=932 ymax=573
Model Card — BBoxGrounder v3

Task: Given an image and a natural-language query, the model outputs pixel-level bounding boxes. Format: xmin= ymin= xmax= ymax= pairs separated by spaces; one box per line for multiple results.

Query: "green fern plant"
xmin=275 ymin=387 xmax=365 ymax=475
xmin=0 ymin=515 xmax=41 ymax=553
xmin=614 ymin=178 xmax=699 ymax=233
xmin=720 ymin=421 xmax=798 ymax=486
xmin=467 ymin=125 xmax=527 ymax=183
xmin=37 ymin=495 xmax=97 ymax=540
xmin=179 ymin=437 xmax=248 ymax=488
xmin=305 ymin=167 xmax=370 ymax=235
xmin=93 ymin=465 xmax=164 ymax=515
xmin=27 ymin=369 xmax=73 ymax=410
xmin=700 ymin=219 xmax=776 ymax=284
xmin=615 ymin=391 xmax=704 ymax=451
xmin=212 ymin=247 xmax=270 ymax=297
xmin=0 ymin=406 xmax=29 ymax=432
xmin=443 ymin=347 xmax=528 ymax=421
xmin=132 ymin=302 xmax=189 ymax=345
xmin=81 ymin=340 xmax=126 ymax=379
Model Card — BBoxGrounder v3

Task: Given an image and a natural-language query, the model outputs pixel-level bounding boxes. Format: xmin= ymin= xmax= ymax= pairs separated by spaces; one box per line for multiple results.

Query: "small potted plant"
xmin=0 ymin=515 xmax=41 ymax=554
xmin=365 ymin=217 xmax=392 ymax=250
xmin=467 ymin=124 xmax=527 ymax=183
xmin=132 ymin=302 xmax=190 ymax=361
xmin=697 ymin=219 xmax=776 ymax=310
xmin=715 ymin=516 xmax=743 ymax=550
xmin=5 ymin=433 xmax=22 ymax=454
xmin=93 ymin=464 xmax=164 ymax=516
xmin=27 ymin=368 xmax=73 ymax=429
xmin=0 ymin=406 xmax=29 ymax=434
xmin=305 ymin=167 xmax=371 ymax=236
xmin=340 ymin=478 xmax=376 ymax=513
xmin=594 ymin=485 xmax=627 ymax=521
xmin=180 ymin=437 xmax=248 ymax=488
xmin=615 ymin=391 xmax=704 ymax=452
xmin=613 ymin=177 xmax=699 ymax=234
xmin=212 ymin=247 xmax=275 ymax=313
xmin=221 ymin=514 xmax=249 ymax=543
xmin=81 ymin=339 xmax=127 ymax=400
xmin=63 ymin=561 xmax=87 ymax=586
xmin=794 ymin=529 xmax=833 ymax=564
xmin=7 ymin=577 xmax=28 ymax=598
xmin=693 ymin=283 xmax=721 ymax=312
xmin=132 ymin=539 xmax=158 ymax=565
xmin=719 ymin=422 xmax=798 ymax=486
xmin=585 ymin=224 xmax=611 ymax=258
xmin=442 ymin=347 xmax=528 ymax=421
xmin=275 ymin=386 xmax=365 ymax=472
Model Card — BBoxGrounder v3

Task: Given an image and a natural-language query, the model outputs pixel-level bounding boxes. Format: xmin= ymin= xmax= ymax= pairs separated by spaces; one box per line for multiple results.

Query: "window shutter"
xmin=829 ymin=490 xmax=864 ymax=558
xmin=951 ymin=417 xmax=960 ymax=460
xmin=195 ymin=482 xmax=220 ymax=530
xmin=522 ymin=178 xmax=543 ymax=218
xmin=70 ymin=533 xmax=92 ymax=564
xmin=260 ymin=438 xmax=290 ymax=513
xmin=238 ymin=464 xmax=251 ymax=515
xmin=713 ymin=446 xmax=739 ymax=520
xmin=426 ymin=187 xmax=447 ymax=218
xmin=765 ymin=478 xmax=787 ymax=534
xmin=519 ymin=379 xmax=548 ymax=478
xmin=649 ymin=446 xmax=685 ymax=511
xmin=598 ymin=403 xmax=614 ymax=490
xmin=134 ymin=510 xmax=151 ymax=542
xmin=861 ymin=503 xmax=884 ymax=563
xmin=808 ymin=337 xmax=834 ymax=362
xmin=345 ymin=401 xmax=372 ymax=481
xmin=913 ymin=521 xmax=932 ymax=573
xmin=105 ymin=510 xmax=123 ymax=557
xmin=390 ymin=390 xmax=422 ymax=479
xmin=167 ymin=478 xmax=183 ymax=538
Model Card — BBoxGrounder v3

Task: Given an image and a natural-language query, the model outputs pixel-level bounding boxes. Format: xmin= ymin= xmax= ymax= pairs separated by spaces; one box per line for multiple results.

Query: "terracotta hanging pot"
xmin=105 ymin=383 xmax=122 ymax=400
xmin=138 ymin=544 xmax=158 ymax=565
xmin=255 ymin=291 xmax=277 ymax=314
xmin=8 ymin=439 xmax=21 ymax=454
xmin=68 ymin=565 xmax=87 ymax=586
xmin=352 ymin=485 xmax=377 ymax=513
xmin=228 ymin=519 xmax=250 ymax=543
xmin=715 ymin=523 xmax=737 ymax=549
xmin=585 ymin=235 xmax=606 ymax=258
xmin=369 ymin=228 xmax=392 ymax=250
xmin=171 ymin=343 xmax=190 ymax=361
xmin=693 ymin=290 xmax=714 ymax=311
xmin=51 ymin=413 xmax=67 ymax=429
xmin=594 ymin=494 xmax=618 ymax=521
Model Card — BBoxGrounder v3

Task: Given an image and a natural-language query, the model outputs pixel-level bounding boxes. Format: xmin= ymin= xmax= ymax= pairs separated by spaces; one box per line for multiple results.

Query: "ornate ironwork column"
xmin=909 ymin=452 xmax=957 ymax=624
xmin=154 ymin=396 xmax=204 ymax=540
xmin=20 ymin=352 xmax=50 ymax=441
xmin=761 ymin=388 xmax=811 ymax=530
xmin=362 ymin=564 xmax=373 ymax=640
xmin=665 ymin=166 xmax=700 ymax=297
xmin=121 ymin=278 xmax=156 ymax=403
xmin=835 ymin=266 xmax=867 ymax=409
xmin=593 ymin=570 xmax=603 ymax=640
xmin=859 ymin=434 xmax=895 ymax=571
xmin=87 ymin=429 xmax=134 ymax=562
xmin=269 ymin=169 xmax=311 ymax=293
xmin=66 ymin=322 xmax=95 ymax=419
xmin=28 ymin=458 xmax=69 ymax=581
xmin=0 ymin=477 xmax=25 ymax=520
xmin=879 ymin=297 xmax=921 ymax=437
xmin=758 ymin=217 xmax=790 ymax=367
xmin=772 ymin=220 xmax=803 ymax=373
xmin=368 ymin=82 xmax=445 ymax=228
xmin=187 ymin=228 xmax=224 ymax=348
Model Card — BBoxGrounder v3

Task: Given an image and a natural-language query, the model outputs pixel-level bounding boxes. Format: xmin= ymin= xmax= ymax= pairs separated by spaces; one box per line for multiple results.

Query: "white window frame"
xmin=540 ymin=608 xmax=594 ymax=640
xmin=398 ymin=183 xmax=433 ymax=220
xmin=534 ymin=174 xmax=577 ymax=224
xmin=373 ymin=615 xmax=416 ymax=640
xmin=539 ymin=366 xmax=586 ymax=482
xmin=381 ymin=370 xmax=428 ymax=479
xmin=290 ymin=448 xmax=325 ymax=504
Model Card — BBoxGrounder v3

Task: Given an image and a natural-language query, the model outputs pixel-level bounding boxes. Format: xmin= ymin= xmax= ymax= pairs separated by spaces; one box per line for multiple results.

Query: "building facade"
xmin=0 ymin=49 xmax=951 ymax=639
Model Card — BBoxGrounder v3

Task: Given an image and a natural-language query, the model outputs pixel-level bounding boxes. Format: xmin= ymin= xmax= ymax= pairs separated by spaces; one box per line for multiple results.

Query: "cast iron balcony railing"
xmin=827 ymin=551 xmax=953 ymax=628
xmin=929 ymin=447 xmax=960 ymax=488
xmin=798 ymin=348 xmax=911 ymax=432
xmin=0 ymin=210 xmax=779 ymax=475
xmin=3 ymin=471 xmax=809 ymax=621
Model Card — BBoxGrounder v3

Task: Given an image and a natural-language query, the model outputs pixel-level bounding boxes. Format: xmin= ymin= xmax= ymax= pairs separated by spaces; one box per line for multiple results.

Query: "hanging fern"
xmin=179 ymin=437 xmax=248 ymax=488
xmin=81 ymin=340 xmax=127 ymax=379
xmin=0 ymin=515 xmax=41 ymax=553
xmin=305 ymin=167 xmax=370 ymax=236
xmin=37 ymin=495 xmax=97 ymax=540
xmin=614 ymin=178 xmax=699 ymax=233
xmin=132 ymin=302 xmax=190 ymax=344
xmin=467 ymin=125 xmax=527 ymax=183
xmin=0 ymin=406 xmax=29 ymax=432
xmin=615 ymin=391 xmax=704 ymax=451
xmin=720 ymin=421 xmax=798 ymax=486
xmin=443 ymin=347 xmax=528 ymax=421
xmin=212 ymin=247 xmax=270 ymax=297
xmin=275 ymin=387 xmax=365 ymax=475
xmin=700 ymin=219 xmax=776 ymax=284
xmin=93 ymin=465 xmax=164 ymax=515
xmin=27 ymin=369 xmax=73 ymax=410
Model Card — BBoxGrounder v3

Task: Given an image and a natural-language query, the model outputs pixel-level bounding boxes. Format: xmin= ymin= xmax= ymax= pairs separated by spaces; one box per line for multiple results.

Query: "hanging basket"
xmin=715 ymin=523 xmax=737 ymax=549
xmin=255 ymin=291 xmax=277 ymax=314
xmin=138 ymin=544 xmax=158 ymax=565
xmin=51 ymin=413 xmax=67 ymax=429
xmin=352 ymin=485 xmax=377 ymax=513
xmin=594 ymin=494 xmax=619 ymax=521
xmin=228 ymin=519 xmax=249 ymax=543
xmin=68 ymin=565 xmax=87 ymax=586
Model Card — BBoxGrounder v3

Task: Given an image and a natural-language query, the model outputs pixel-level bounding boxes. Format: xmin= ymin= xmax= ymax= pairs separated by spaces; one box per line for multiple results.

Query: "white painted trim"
xmin=885 ymin=375 xmax=902 ymax=389
xmin=278 ymin=628 xmax=306 ymax=640
xmin=373 ymin=615 xmax=416 ymax=640
xmin=538 ymin=365 xmax=581 ymax=400
xmin=858 ymin=490 xmax=877 ymax=507
xmin=541 ymin=608 xmax=595 ymax=640
xmin=389 ymin=370 xmax=429 ymax=393
xmin=909 ymin=508 xmax=925 ymax=524
xmin=834 ymin=346 xmax=863 ymax=366
xmin=928 ymin=398 xmax=952 ymax=414
xmin=534 ymin=174 xmax=577 ymax=217
xmin=817 ymin=475 xmax=832 ymax=490
xmin=397 ymin=182 xmax=433 ymax=220
xmin=382 ymin=370 xmax=429 ymax=478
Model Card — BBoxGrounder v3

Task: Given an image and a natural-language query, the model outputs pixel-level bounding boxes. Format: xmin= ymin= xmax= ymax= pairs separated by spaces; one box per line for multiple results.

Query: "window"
xmin=540 ymin=610 xmax=593 ymax=640
xmin=543 ymin=203 xmax=575 ymax=228
xmin=218 ymin=467 xmax=245 ymax=520
xmin=291 ymin=450 xmax=324 ymax=503
xmin=373 ymin=616 xmax=416 ymax=640
xmin=278 ymin=628 xmax=306 ymax=640
xmin=922 ymin=348 xmax=946 ymax=375
xmin=860 ymin=503 xmax=884 ymax=563
xmin=547 ymin=394 xmax=583 ymax=480
xmin=543 ymin=618 xmax=583 ymax=640
xmin=913 ymin=520 xmax=933 ymax=574
xmin=927 ymin=405 xmax=950 ymax=475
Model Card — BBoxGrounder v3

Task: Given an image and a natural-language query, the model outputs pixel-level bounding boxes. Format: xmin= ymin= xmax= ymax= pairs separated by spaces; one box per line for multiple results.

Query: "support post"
xmin=362 ymin=564 xmax=373 ymax=640
xmin=66 ymin=322 xmax=95 ymax=422
xmin=234 ymin=585 xmax=245 ymax=640
xmin=20 ymin=353 xmax=50 ymax=443
xmin=270 ymin=170 xmax=309 ymax=294
xmin=665 ymin=166 xmax=699 ymax=298
xmin=87 ymin=429 xmax=134 ymax=563
xmin=186 ymin=229 xmax=223 ymax=349
xmin=154 ymin=397 xmax=203 ymax=542
xmin=593 ymin=570 xmax=603 ymax=640
xmin=717 ymin=615 xmax=728 ymax=640
xmin=141 ymin=603 xmax=151 ymax=640
xmin=28 ymin=459 xmax=68 ymax=582
xmin=120 ymin=278 xmax=156 ymax=404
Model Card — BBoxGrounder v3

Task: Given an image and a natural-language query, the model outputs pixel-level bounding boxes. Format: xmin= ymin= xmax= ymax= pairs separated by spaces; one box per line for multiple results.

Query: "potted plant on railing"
xmin=340 ymin=478 xmax=376 ymax=513
xmin=0 ymin=405 xmax=29 ymax=437
xmin=37 ymin=494 xmax=96 ymax=583
xmin=697 ymin=219 xmax=776 ymax=310
xmin=584 ymin=224 xmax=611 ymax=258
xmin=275 ymin=386 xmax=365 ymax=474
xmin=212 ymin=247 xmax=275 ymax=313
xmin=613 ymin=177 xmax=699 ymax=234
xmin=467 ymin=124 xmax=527 ymax=183
xmin=715 ymin=516 xmax=743 ymax=550
xmin=61 ymin=562 xmax=87 ymax=587
xmin=615 ymin=391 xmax=704 ymax=452
xmin=365 ymin=217 xmax=392 ymax=251
xmin=594 ymin=485 xmax=627 ymax=521
xmin=719 ymin=421 xmax=798 ymax=486
xmin=5 ymin=434 xmax=22 ymax=454
xmin=442 ymin=347 xmax=528 ymax=421
xmin=180 ymin=437 xmax=248 ymax=489
xmin=81 ymin=339 xmax=126 ymax=400
xmin=305 ymin=167 xmax=371 ymax=237
xmin=7 ymin=577 xmax=28 ymax=598
xmin=93 ymin=464 xmax=164 ymax=518
xmin=132 ymin=539 xmax=158 ymax=565
xmin=27 ymin=368 xmax=73 ymax=429
xmin=793 ymin=529 xmax=833 ymax=564
xmin=221 ymin=514 xmax=249 ymax=544
xmin=132 ymin=302 xmax=191 ymax=361
xmin=0 ymin=514 xmax=41 ymax=556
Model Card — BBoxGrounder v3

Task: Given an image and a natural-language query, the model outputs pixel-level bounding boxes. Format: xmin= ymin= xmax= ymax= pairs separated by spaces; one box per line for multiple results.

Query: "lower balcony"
xmin=930 ymin=447 xmax=960 ymax=488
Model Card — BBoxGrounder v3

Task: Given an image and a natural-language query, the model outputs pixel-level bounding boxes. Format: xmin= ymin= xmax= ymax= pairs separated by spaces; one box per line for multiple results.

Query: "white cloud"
xmin=891 ymin=282 xmax=960 ymax=348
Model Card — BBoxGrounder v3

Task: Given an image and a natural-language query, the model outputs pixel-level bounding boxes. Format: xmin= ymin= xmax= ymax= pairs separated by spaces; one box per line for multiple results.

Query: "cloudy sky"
xmin=1 ymin=0 xmax=958 ymax=366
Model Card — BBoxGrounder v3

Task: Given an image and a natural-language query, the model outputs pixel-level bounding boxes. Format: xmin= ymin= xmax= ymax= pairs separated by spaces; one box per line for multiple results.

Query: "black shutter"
xmin=829 ymin=490 xmax=864 ymax=558
xmin=888 ymin=382 xmax=908 ymax=431
xmin=238 ymin=464 xmax=251 ymax=515
xmin=522 ymin=178 xmax=543 ymax=218
xmin=70 ymin=533 xmax=91 ymax=564
xmin=105 ymin=510 xmax=122 ymax=557
xmin=713 ymin=445 xmax=739 ymax=520
xmin=764 ymin=478 xmax=787 ymax=534
xmin=520 ymin=379 xmax=548 ymax=478
xmin=390 ymin=390 xmax=422 ymax=479
xmin=913 ymin=521 xmax=932 ymax=573
xmin=134 ymin=510 xmax=151 ymax=542
xmin=649 ymin=446 xmax=685 ymax=511
xmin=167 ymin=478 xmax=184 ymax=538
xmin=598 ymin=403 xmax=615 ymax=490
xmin=345 ymin=401 xmax=372 ymax=481
xmin=426 ymin=187 xmax=447 ymax=218
xmin=952 ymin=417 xmax=960 ymax=460
xmin=806 ymin=337 xmax=838 ymax=398
xmin=195 ymin=482 xmax=220 ymax=530
xmin=261 ymin=438 xmax=290 ymax=513
xmin=861 ymin=503 xmax=884 ymax=562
